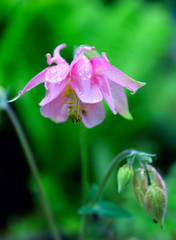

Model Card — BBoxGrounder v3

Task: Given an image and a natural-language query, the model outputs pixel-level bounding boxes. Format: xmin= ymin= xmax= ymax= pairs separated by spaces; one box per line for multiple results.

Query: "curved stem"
xmin=79 ymin=123 xmax=89 ymax=240
xmin=5 ymin=102 xmax=61 ymax=240
xmin=90 ymin=149 xmax=135 ymax=206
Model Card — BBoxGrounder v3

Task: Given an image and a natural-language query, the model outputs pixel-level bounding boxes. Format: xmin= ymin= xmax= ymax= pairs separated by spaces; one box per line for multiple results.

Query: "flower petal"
xmin=46 ymin=44 xmax=67 ymax=65
xmin=8 ymin=67 xmax=52 ymax=102
xmin=39 ymin=63 xmax=70 ymax=105
xmin=39 ymin=79 xmax=67 ymax=106
xmin=71 ymin=56 xmax=103 ymax=103
xmin=109 ymin=81 xmax=133 ymax=120
xmin=40 ymin=94 xmax=68 ymax=123
xmin=80 ymin=102 xmax=105 ymax=128
xmin=95 ymin=75 xmax=116 ymax=114
xmin=45 ymin=63 xmax=70 ymax=83
xmin=75 ymin=45 xmax=95 ymax=57
xmin=91 ymin=57 xmax=146 ymax=93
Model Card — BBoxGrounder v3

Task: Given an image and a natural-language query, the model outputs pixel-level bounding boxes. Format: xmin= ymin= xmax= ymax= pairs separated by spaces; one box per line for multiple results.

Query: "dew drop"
xmin=57 ymin=77 xmax=62 ymax=82
xmin=18 ymin=90 xmax=22 ymax=95
xmin=85 ymin=68 xmax=88 ymax=72
xmin=88 ymin=74 xmax=91 ymax=79
xmin=51 ymin=68 xmax=56 ymax=74
xmin=79 ymin=72 xmax=83 ymax=76
xmin=130 ymin=91 xmax=135 ymax=95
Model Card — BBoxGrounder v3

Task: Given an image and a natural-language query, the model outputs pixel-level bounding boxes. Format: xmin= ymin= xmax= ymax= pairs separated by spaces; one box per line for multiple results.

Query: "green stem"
xmin=80 ymin=123 xmax=89 ymax=204
xmin=90 ymin=149 xmax=135 ymax=206
xmin=79 ymin=123 xmax=89 ymax=240
xmin=5 ymin=103 xmax=61 ymax=240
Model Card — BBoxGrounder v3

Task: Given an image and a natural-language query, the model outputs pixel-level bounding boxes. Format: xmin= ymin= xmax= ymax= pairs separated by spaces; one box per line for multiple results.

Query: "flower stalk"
xmin=80 ymin=123 xmax=89 ymax=204
xmin=80 ymin=123 xmax=89 ymax=240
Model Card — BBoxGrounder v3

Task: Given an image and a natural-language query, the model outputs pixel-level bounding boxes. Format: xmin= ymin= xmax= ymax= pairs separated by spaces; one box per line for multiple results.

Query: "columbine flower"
xmin=11 ymin=44 xmax=145 ymax=127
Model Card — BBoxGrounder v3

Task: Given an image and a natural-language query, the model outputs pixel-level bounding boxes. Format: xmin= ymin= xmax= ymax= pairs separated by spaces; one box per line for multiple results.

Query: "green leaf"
xmin=78 ymin=200 xmax=132 ymax=218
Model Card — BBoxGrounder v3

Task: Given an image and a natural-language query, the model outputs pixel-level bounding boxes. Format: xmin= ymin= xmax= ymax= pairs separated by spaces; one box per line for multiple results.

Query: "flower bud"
xmin=133 ymin=165 xmax=167 ymax=228
xmin=133 ymin=168 xmax=147 ymax=209
xmin=144 ymin=183 xmax=166 ymax=228
xmin=117 ymin=164 xmax=133 ymax=193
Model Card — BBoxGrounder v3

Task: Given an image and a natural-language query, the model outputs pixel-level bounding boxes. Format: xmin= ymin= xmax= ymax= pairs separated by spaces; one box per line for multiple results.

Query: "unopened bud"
xmin=133 ymin=168 xmax=147 ymax=209
xmin=144 ymin=183 xmax=166 ymax=228
xmin=117 ymin=164 xmax=133 ymax=193
xmin=133 ymin=165 xmax=167 ymax=228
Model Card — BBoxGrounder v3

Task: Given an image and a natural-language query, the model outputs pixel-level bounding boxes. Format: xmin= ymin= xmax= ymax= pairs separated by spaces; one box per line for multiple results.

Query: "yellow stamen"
xmin=82 ymin=108 xmax=88 ymax=116
xmin=61 ymin=85 xmax=88 ymax=124
xmin=71 ymin=115 xmax=82 ymax=123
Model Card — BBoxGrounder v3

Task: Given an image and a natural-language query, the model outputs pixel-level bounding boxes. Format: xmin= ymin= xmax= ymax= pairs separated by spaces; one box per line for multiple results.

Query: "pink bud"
xmin=133 ymin=165 xmax=167 ymax=228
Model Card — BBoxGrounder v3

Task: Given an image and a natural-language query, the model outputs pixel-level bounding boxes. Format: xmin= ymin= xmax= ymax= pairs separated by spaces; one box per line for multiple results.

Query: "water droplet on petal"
xmin=51 ymin=68 xmax=56 ymax=74
xmin=57 ymin=77 xmax=62 ymax=82
xmin=88 ymin=74 xmax=91 ymax=79
xmin=79 ymin=72 xmax=83 ymax=76
xmin=130 ymin=91 xmax=135 ymax=95
xmin=85 ymin=68 xmax=88 ymax=72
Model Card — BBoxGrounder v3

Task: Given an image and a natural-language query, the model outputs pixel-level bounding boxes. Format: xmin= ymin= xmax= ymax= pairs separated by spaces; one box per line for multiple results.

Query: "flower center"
xmin=62 ymin=86 xmax=88 ymax=123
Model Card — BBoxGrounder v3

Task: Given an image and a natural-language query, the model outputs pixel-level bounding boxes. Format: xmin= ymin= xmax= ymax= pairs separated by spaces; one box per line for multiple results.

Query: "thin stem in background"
xmin=5 ymin=102 xmax=61 ymax=240
xmin=90 ymin=149 xmax=135 ymax=206
xmin=79 ymin=123 xmax=89 ymax=240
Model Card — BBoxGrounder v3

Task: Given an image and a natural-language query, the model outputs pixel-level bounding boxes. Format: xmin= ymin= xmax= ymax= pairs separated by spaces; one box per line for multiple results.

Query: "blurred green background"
xmin=0 ymin=0 xmax=176 ymax=239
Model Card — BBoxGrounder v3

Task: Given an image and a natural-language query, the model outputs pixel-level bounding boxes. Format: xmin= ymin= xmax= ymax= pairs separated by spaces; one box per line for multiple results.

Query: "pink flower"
xmin=12 ymin=44 xmax=145 ymax=128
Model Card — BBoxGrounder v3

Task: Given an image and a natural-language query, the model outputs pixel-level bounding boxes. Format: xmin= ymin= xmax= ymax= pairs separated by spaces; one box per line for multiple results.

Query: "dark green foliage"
xmin=78 ymin=200 xmax=132 ymax=218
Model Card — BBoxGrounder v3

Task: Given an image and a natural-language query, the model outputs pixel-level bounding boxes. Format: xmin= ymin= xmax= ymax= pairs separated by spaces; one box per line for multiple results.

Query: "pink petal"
xmin=40 ymin=94 xmax=68 ymax=123
xmin=46 ymin=44 xmax=67 ymax=65
xmin=70 ymin=56 xmax=103 ymax=103
xmin=53 ymin=44 xmax=67 ymax=60
xmin=44 ymin=81 xmax=50 ymax=90
xmin=9 ymin=67 xmax=52 ymax=102
xmin=39 ymin=79 xmax=67 ymax=106
xmin=95 ymin=75 xmax=116 ymax=114
xmin=75 ymin=45 xmax=95 ymax=57
xmin=70 ymin=54 xmax=81 ymax=69
xmin=40 ymin=63 xmax=70 ymax=105
xmin=91 ymin=57 xmax=146 ymax=93
xmin=45 ymin=63 xmax=70 ymax=83
xmin=109 ymin=81 xmax=133 ymax=120
xmin=80 ymin=102 xmax=105 ymax=128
